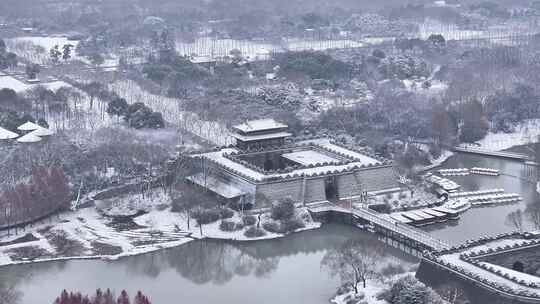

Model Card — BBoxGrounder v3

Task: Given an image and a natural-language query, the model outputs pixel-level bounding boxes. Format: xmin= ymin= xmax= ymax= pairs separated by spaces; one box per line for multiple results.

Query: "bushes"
xmin=244 ymin=226 xmax=266 ymax=238
xmin=192 ymin=209 xmax=221 ymax=225
xmin=263 ymin=218 xmax=305 ymax=234
xmin=280 ymin=218 xmax=305 ymax=233
xmin=381 ymin=275 xmax=445 ymax=304
xmin=219 ymin=208 xmax=234 ymax=219
xmin=263 ymin=221 xmax=281 ymax=233
xmin=193 ymin=208 xmax=236 ymax=225
xmin=219 ymin=220 xmax=243 ymax=232
xmin=270 ymin=198 xmax=295 ymax=221
xmin=122 ymin=102 xmax=165 ymax=129
xmin=242 ymin=215 xmax=257 ymax=226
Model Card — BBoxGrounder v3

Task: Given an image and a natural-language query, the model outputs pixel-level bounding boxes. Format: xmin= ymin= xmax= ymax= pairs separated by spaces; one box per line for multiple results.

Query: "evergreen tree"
xmin=62 ymin=44 xmax=74 ymax=61
xmin=106 ymin=98 xmax=129 ymax=120
xmin=117 ymin=290 xmax=130 ymax=304
xmin=50 ymin=45 xmax=62 ymax=64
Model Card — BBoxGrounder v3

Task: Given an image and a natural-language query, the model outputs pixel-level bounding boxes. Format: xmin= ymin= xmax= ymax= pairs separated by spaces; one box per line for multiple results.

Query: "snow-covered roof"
xmin=16 ymin=133 xmax=42 ymax=143
xmin=28 ymin=126 xmax=54 ymax=137
xmin=0 ymin=127 xmax=18 ymax=140
xmin=299 ymin=138 xmax=382 ymax=166
xmin=187 ymin=173 xmax=245 ymax=199
xmin=190 ymin=56 xmax=217 ymax=64
xmin=231 ymin=131 xmax=292 ymax=142
xmin=233 ymin=119 xmax=288 ymax=133
xmin=17 ymin=121 xmax=41 ymax=131
xmin=197 ymin=139 xmax=387 ymax=182
xmin=282 ymin=150 xmax=341 ymax=166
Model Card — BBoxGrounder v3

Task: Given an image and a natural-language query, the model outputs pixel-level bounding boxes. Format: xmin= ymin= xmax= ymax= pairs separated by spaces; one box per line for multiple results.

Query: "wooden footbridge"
xmin=308 ymin=202 xmax=450 ymax=254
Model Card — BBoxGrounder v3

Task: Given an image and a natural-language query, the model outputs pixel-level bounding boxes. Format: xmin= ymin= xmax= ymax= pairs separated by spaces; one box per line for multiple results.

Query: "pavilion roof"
xmin=0 ymin=127 xmax=19 ymax=140
xmin=17 ymin=121 xmax=41 ymax=131
xmin=29 ymin=126 xmax=54 ymax=137
xmin=16 ymin=133 xmax=42 ymax=143
xmin=233 ymin=119 xmax=288 ymax=133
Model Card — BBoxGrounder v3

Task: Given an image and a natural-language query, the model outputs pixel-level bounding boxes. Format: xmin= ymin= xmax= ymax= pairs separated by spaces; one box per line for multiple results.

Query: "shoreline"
xmin=0 ymin=220 xmax=323 ymax=268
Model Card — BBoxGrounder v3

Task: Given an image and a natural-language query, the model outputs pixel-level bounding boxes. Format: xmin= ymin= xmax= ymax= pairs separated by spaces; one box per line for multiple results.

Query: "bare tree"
xmin=0 ymin=281 xmax=20 ymax=304
xmin=436 ymin=282 xmax=470 ymax=304
xmin=321 ymin=239 xmax=384 ymax=294
xmin=526 ymin=202 xmax=540 ymax=231
xmin=505 ymin=209 xmax=524 ymax=232
xmin=171 ymin=183 xmax=202 ymax=231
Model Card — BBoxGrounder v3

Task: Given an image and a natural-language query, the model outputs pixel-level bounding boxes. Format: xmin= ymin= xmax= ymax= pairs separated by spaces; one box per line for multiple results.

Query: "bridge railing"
xmin=351 ymin=206 xmax=450 ymax=250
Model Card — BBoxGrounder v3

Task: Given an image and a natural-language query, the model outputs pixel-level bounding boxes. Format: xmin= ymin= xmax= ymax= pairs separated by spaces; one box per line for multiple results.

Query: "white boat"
xmin=445 ymin=199 xmax=471 ymax=213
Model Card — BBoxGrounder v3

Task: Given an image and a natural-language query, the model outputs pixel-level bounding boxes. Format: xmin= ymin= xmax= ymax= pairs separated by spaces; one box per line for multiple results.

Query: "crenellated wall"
xmin=480 ymin=245 xmax=540 ymax=276
xmin=255 ymin=179 xmax=304 ymax=205
xmin=304 ymin=178 xmax=327 ymax=203
xmin=356 ymin=166 xmax=398 ymax=192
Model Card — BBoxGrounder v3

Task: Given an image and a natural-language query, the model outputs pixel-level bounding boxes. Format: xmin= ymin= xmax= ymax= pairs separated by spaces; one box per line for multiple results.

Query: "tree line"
xmin=53 ymin=289 xmax=152 ymax=304
xmin=0 ymin=166 xmax=70 ymax=233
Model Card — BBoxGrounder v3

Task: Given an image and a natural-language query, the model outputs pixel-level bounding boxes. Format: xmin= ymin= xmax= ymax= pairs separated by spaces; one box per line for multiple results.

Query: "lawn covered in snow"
xmin=0 ymin=189 xmax=321 ymax=267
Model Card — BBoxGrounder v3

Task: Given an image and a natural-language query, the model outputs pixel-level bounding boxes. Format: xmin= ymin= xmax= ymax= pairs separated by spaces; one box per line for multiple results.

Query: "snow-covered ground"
xmin=0 ymin=72 xmax=71 ymax=92
xmin=418 ymin=20 xmax=485 ymax=41
xmin=471 ymin=119 xmax=540 ymax=151
xmin=0 ymin=190 xmax=321 ymax=267
xmin=109 ymin=80 xmax=233 ymax=145
xmin=284 ymin=39 xmax=364 ymax=51
xmin=331 ymin=272 xmax=416 ymax=304
xmin=5 ymin=36 xmax=80 ymax=65
xmin=176 ymin=37 xmax=276 ymax=59
xmin=454 ymin=119 xmax=540 ymax=152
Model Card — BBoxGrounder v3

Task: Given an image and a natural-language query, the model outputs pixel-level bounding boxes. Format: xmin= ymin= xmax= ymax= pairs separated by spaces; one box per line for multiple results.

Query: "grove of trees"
xmin=0 ymin=166 xmax=70 ymax=233
xmin=53 ymin=289 xmax=152 ymax=304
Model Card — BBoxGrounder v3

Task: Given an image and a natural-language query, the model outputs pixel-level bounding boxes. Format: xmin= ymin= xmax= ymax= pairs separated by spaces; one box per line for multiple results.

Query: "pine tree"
xmin=103 ymin=288 xmax=115 ymax=304
xmin=50 ymin=45 xmax=62 ymax=64
xmin=117 ymin=290 xmax=130 ymax=304
xmin=62 ymin=44 xmax=73 ymax=61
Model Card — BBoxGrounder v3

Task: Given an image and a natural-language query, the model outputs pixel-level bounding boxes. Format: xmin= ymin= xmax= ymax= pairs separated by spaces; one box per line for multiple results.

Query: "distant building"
xmin=185 ymin=119 xmax=398 ymax=208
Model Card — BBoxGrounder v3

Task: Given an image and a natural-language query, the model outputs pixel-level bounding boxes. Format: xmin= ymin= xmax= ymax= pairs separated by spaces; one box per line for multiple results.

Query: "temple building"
xmin=186 ymin=119 xmax=399 ymax=208
xmin=230 ymin=119 xmax=292 ymax=150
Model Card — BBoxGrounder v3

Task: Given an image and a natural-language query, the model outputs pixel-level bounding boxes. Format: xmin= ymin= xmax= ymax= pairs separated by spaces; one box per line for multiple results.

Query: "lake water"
xmin=2 ymin=224 xmax=415 ymax=304
xmin=4 ymin=152 xmax=538 ymax=304
xmin=424 ymin=152 xmax=539 ymax=244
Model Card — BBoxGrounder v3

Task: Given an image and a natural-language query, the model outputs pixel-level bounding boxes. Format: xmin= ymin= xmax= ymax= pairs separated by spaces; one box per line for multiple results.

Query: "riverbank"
xmin=0 ymin=191 xmax=321 ymax=268
xmin=330 ymin=272 xmax=418 ymax=304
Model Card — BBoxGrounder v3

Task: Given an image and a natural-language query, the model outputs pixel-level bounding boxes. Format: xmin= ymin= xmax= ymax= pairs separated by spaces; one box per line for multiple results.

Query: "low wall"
xmin=480 ymin=245 xmax=540 ymax=276
xmin=417 ymin=258 xmax=540 ymax=304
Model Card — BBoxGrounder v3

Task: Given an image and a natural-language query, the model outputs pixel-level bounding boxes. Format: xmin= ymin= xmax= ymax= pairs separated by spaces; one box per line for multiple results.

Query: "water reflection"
xmin=122 ymin=240 xmax=280 ymax=284
xmin=3 ymin=224 xmax=415 ymax=304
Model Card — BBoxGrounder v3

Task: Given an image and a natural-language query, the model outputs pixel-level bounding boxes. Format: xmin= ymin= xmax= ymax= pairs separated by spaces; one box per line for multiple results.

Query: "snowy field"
xmin=0 ymin=72 xmax=72 ymax=92
xmin=418 ymin=20 xmax=485 ymax=41
xmin=176 ymin=37 xmax=384 ymax=61
xmin=109 ymin=80 xmax=233 ymax=145
xmin=176 ymin=37 xmax=276 ymax=59
xmin=5 ymin=36 xmax=80 ymax=65
xmin=0 ymin=190 xmax=320 ymax=267
xmin=6 ymin=36 xmax=119 ymax=68
xmin=460 ymin=119 xmax=540 ymax=151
